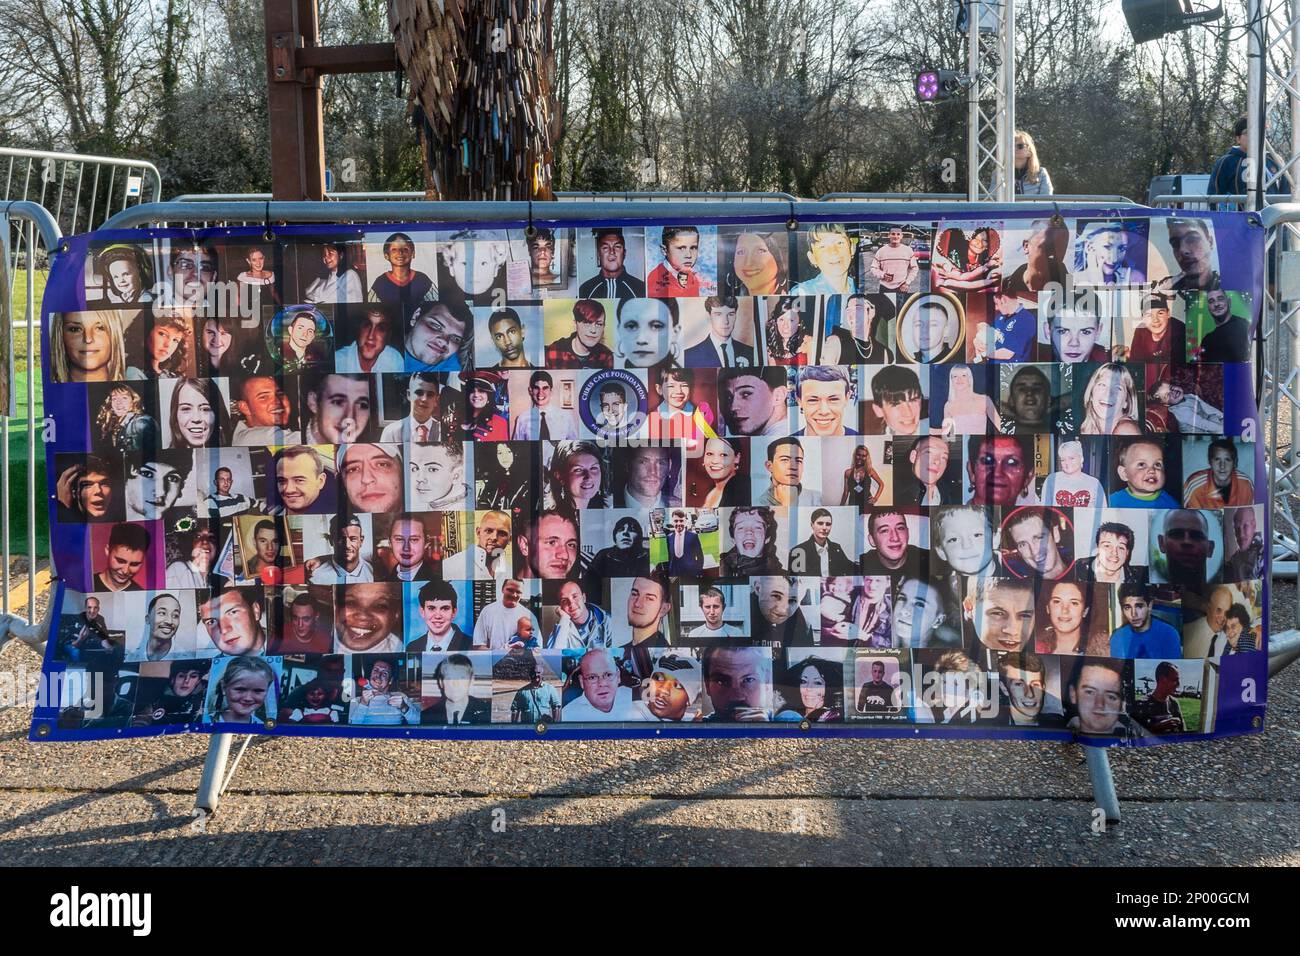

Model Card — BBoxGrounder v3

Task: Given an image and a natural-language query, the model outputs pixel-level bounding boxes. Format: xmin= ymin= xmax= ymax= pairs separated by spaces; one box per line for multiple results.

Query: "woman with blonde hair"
xmin=1014 ymin=131 xmax=1054 ymax=196
xmin=1080 ymin=362 xmax=1142 ymax=435
xmin=95 ymin=385 xmax=158 ymax=452
xmin=941 ymin=364 xmax=1002 ymax=436
xmin=840 ymin=444 xmax=884 ymax=508
xmin=51 ymin=310 xmax=128 ymax=382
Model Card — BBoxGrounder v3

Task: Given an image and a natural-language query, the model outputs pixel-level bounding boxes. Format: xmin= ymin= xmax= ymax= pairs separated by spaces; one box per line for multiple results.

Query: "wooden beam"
xmin=264 ymin=0 xmax=326 ymax=201
xmin=297 ymin=43 xmax=398 ymax=75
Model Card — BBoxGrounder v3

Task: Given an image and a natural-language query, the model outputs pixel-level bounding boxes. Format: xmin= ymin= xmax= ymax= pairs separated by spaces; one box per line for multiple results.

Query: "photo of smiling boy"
xmin=790 ymin=223 xmax=858 ymax=296
xmin=267 ymin=445 xmax=335 ymax=516
xmin=793 ymin=365 xmax=858 ymax=437
xmin=996 ymin=652 xmax=1063 ymax=727
xmin=230 ymin=372 xmax=301 ymax=445
xmin=1108 ymin=437 xmax=1181 ymax=509
xmin=930 ymin=504 xmax=995 ymax=580
xmin=124 ymin=592 xmax=197 ymax=661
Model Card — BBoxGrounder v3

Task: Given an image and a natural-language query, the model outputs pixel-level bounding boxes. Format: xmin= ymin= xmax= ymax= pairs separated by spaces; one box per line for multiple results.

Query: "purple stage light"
xmin=915 ymin=71 xmax=940 ymax=102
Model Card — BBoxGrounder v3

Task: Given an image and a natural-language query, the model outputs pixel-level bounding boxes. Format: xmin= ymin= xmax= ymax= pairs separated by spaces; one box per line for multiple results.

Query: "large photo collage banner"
xmin=31 ymin=211 xmax=1268 ymax=743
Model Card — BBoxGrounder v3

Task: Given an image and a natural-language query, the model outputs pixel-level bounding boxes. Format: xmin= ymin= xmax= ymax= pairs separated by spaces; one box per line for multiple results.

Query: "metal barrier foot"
xmin=1268 ymin=629 xmax=1300 ymax=677
xmin=194 ymin=734 xmax=235 ymax=819
xmin=1085 ymin=746 xmax=1121 ymax=827
xmin=0 ymin=602 xmax=52 ymax=658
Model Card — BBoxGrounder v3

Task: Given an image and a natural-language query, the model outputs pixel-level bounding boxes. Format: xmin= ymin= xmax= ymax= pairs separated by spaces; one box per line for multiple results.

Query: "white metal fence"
xmin=0 ymin=147 xmax=160 ymax=628
xmin=1 ymin=146 xmax=162 ymax=240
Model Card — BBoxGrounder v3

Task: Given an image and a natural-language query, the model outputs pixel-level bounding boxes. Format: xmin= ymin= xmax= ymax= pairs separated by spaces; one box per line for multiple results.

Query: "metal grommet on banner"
xmin=263 ymin=201 xmax=275 ymax=242
xmin=35 ymin=723 xmax=51 ymax=738
xmin=534 ymin=721 xmax=548 ymax=735
xmin=1252 ymin=716 xmax=1263 ymax=728
xmin=799 ymin=719 xmax=812 ymax=732
xmin=524 ymin=200 xmax=537 ymax=241
xmin=786 ymin=200 xmax=798 ymax=232
xmin=264 ymin=719 xmax=277 ymax=731
xmin=1049 ymin=201 xmax=1065 ymax=230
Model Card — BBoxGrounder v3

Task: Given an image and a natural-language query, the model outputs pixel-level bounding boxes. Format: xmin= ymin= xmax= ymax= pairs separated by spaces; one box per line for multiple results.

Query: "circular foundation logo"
xmin=580 ymin=369 xmax=648 ymax=443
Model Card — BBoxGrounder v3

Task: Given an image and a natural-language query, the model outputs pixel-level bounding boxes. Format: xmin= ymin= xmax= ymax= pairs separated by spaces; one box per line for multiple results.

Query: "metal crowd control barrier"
xmin=173 ymin=191 xmax=802 ymax=203
xmin=0 ymin=201 xmax=61 ymax=643
xmin=0 ymin=184 xmax=1159 ymax=648
xmin=81 ymin=198 xmax=1279 ymax=825
xmin=174 ymin=190 xmax=1137 ymax=206
xmin=819 ymin=192 xmax=1139 ymax=204
xmin=100 ymin=198 xmax=1163 ymax=231
xmin=0 ymin=147 xmax=162 ymax=245
xmin=1 ymin=150 xmax=162 ymax=608
xmin=1152 ymin=195 xmax=1248 ymax=210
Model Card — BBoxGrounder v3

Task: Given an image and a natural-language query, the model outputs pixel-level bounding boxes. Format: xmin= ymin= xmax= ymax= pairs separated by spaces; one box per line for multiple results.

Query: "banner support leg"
xmin=194 ymin=734 xmax=234 ymax=818
xmin=1085 ymin=745 xmax=1121 ymax=826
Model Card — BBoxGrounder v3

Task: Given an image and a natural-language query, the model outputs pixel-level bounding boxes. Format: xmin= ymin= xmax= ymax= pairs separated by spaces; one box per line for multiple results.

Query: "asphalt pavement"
xmin=0 ymin=586 xmax=1296 ymax=866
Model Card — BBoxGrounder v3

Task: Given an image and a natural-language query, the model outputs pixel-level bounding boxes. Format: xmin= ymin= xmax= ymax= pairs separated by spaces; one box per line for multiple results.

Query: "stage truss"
xmin=967 ymin=0 xmax=1017 ymax=202
xmin=1249 ymin=0 xmax=1300 ymax=586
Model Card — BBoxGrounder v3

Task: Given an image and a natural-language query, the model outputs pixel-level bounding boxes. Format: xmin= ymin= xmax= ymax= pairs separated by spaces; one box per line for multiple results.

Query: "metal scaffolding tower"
xmin=1248 ymin=0 xmax=1300 ymax=579
xmin=966 ymin=0 xmax=1017 ymax=201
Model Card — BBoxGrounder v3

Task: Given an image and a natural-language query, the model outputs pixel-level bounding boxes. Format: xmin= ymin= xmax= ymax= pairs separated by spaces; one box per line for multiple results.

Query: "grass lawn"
xmin=649 ymin=531 xmax=721 ymax=569
xmin=1178 ymin=695 xmax=1204 ymax=732
xmin=6 ymin=268 xmax=48 ymax=559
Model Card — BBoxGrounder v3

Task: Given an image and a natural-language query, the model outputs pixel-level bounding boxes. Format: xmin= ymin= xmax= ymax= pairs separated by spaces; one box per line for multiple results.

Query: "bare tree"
xmin=0 ymin=0 xmax=155 ymax=153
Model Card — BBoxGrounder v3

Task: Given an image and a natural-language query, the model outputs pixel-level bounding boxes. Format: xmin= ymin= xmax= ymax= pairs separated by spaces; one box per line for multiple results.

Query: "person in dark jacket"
xmin=662 ymin=510 xmax=705 ymax=577
xmin=421 ymin=654 xmax=491 ymax=724
xmin=789 ymin=508 xmax=856 ymax=576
